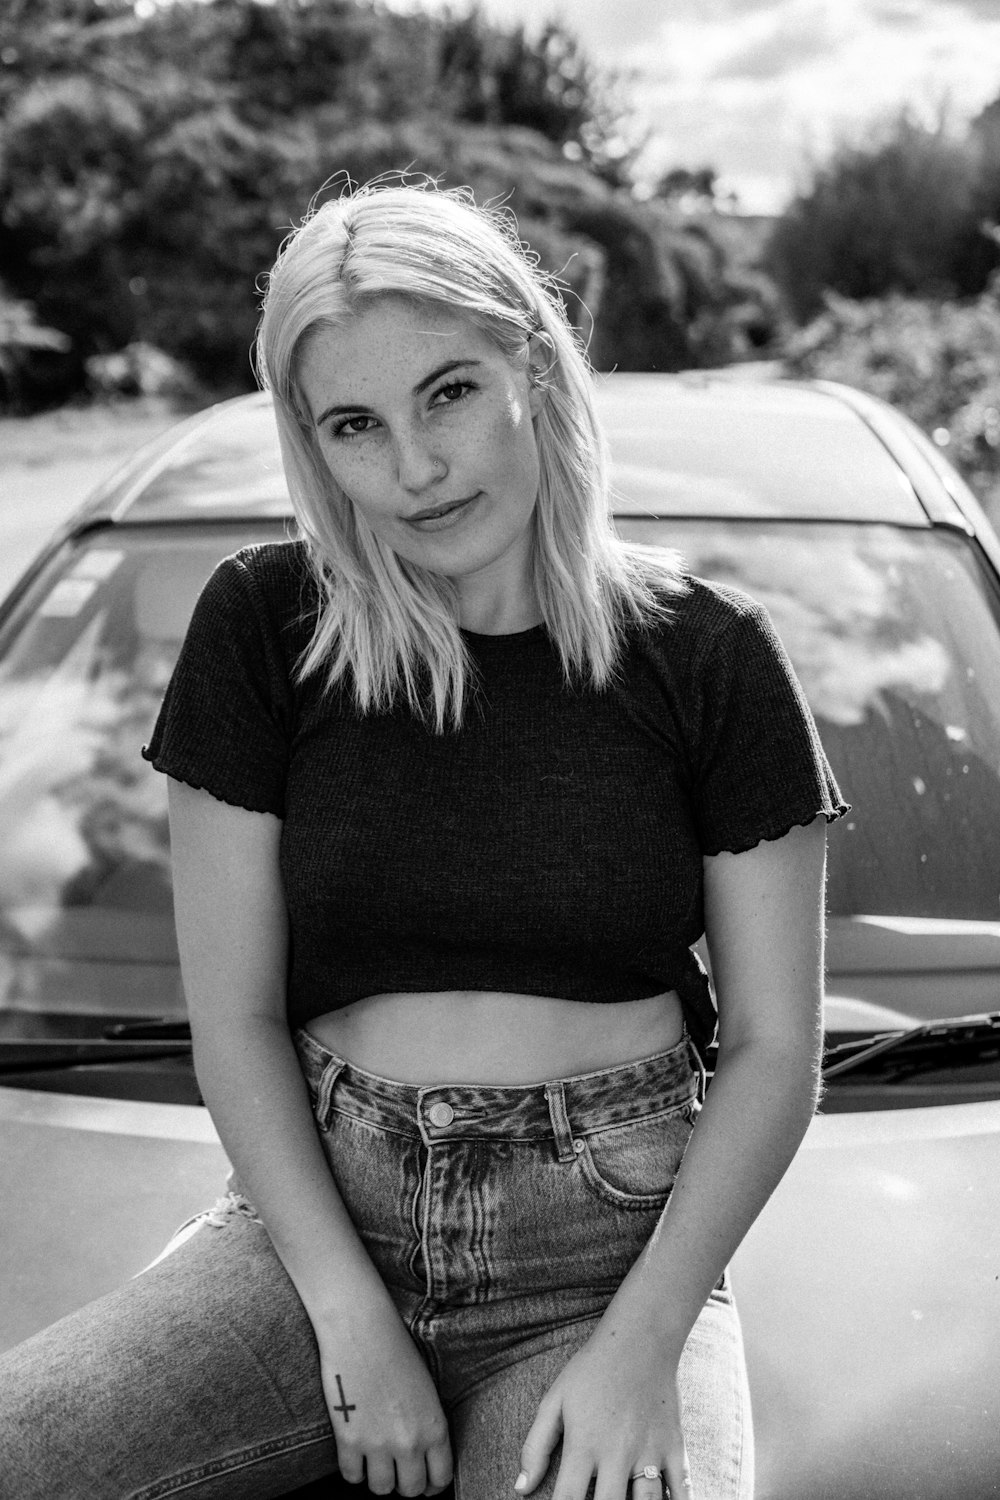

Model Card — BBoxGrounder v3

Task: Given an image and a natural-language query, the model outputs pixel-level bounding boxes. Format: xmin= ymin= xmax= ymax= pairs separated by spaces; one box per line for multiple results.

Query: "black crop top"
xmin=143 ymin=540 xmax=848 ymax=1053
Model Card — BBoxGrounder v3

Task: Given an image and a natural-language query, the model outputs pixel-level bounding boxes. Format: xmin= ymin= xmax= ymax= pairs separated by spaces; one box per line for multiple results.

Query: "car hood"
xmin=732 ymin=1097 xmax=1000 ymax=1499
xmin=4 ymin=1085 xmax=999 ymax=1499
xmin=0 ymin=1084 xmax=227 ymax=1352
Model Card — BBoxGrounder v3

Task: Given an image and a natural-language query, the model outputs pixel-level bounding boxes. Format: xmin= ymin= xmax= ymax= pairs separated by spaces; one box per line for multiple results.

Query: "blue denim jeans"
xmin=0 ymin=1031 xmax=753 ymax=1499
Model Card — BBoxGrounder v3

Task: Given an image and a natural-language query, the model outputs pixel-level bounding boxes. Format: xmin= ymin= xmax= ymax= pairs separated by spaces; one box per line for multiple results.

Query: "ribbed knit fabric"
xmin=143 ymin=541 xmax=847 ymax=1053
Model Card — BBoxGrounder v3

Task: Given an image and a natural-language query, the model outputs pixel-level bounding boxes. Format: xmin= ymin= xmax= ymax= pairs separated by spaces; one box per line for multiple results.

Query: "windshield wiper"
xmin=104 ymin=1019 xmax=191 ymax=1041
xmin=823 ymin=1011 xmax=1000 ymax=1081
xmin=0 ymin=1037 xmax=192 ymax=1077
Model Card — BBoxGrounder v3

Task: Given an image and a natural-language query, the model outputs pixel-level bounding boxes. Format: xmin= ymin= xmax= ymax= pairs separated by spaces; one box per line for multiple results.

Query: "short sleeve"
xmin=691 ymin=597 xmax=849 ymax=856
xmin=142 ymin=554 xmax=292 ymax=816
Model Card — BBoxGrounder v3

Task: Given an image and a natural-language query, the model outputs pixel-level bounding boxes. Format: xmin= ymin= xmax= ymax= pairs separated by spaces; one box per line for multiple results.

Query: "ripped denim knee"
xmin=139 ymin=1184 xmax=262 ymax=1274
xmin=201 ymin=1189 xmax=262 ymax=1228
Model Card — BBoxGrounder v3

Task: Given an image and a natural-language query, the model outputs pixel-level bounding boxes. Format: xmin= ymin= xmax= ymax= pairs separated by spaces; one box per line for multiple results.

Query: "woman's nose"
xmin=394 ymin=431 xmax=447 ymax=493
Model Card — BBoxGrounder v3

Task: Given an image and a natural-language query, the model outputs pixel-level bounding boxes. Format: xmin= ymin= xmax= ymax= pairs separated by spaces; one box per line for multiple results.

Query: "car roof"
xmin=68 ymin=373 xmax=980 ymax=533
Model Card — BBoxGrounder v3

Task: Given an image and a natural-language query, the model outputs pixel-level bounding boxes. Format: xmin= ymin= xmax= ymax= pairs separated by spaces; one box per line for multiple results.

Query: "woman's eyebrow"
xmin=413 ymin=357 xmax=481 ymax=395
xmin=314 ymin=358 xmax=481 ymax=427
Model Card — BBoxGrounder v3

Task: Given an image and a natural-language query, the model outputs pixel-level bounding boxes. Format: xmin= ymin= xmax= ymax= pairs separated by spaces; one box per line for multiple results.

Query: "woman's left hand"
xmin=514 ymin=1315 xmax=694 ymax=1500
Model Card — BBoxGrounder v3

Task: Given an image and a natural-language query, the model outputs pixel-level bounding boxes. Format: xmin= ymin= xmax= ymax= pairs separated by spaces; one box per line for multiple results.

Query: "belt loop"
xmin=545 ymin=1081 xmax=577 ymax=1163
xmin=686 ymin=1035 xmax=708 ymax=1104
xmin=315 ymin=1057 xmax=347 ymax=1131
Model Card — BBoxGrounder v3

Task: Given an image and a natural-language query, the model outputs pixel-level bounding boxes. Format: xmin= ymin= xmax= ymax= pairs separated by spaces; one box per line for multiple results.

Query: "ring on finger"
xmin=628 ymin=1465 xmax=669 ymax=1497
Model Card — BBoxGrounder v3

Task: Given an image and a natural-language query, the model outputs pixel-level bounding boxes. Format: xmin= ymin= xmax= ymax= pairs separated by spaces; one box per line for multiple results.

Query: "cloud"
xmin=406 ymin=0 xmax=1000 ymax=213
xmin=712 ymin=9 xmax=843 ymax=80
xmin=868 ymin=0 xmax=929 ymax=25
xmin=664 ymin=0 xmax=789 ymax=14
xmin=548 ymin=0 xmax=667 ymax=49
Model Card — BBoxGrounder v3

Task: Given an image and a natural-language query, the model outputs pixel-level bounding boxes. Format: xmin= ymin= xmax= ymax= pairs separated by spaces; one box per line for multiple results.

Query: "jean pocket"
xmin=577 ymin=1101 xmax=697 ymax=1209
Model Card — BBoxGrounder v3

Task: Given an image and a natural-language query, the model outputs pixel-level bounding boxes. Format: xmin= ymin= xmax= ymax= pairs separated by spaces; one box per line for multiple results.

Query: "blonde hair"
xmin=255 ymin=178 xmax=685 ymax=730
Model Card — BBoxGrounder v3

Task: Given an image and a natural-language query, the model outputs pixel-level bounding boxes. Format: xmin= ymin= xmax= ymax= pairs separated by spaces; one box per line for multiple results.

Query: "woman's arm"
xmin=517 ymin=817 xmax=828 ymax=1500
xmin=168 ymin=779 xmax=452 ymax=1498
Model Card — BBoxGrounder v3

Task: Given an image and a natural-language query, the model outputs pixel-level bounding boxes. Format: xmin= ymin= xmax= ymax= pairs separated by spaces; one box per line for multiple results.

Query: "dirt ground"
xmin=0 ymin=399 xmax=185 ymax=593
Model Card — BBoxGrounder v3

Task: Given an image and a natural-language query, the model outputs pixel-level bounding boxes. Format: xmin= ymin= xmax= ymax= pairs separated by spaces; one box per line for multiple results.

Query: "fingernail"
xmin=514 ymin=1473 xmax=528 ymax=1493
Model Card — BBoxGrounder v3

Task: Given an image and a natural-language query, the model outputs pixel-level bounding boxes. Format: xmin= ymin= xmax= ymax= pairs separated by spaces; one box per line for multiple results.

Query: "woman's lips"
xmin=405 ymin=493 xmax=480 ymax=531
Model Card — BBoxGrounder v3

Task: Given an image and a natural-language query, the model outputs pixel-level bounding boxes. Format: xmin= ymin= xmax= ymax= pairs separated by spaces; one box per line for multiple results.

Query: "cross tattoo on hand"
xmin=332 ymin=1373 xmax=356 ymax=1423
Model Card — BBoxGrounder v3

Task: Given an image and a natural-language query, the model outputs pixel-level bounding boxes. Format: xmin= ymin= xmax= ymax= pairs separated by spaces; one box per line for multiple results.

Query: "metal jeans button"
xmin=428 ymin=1101 xmax=455 ymax=1128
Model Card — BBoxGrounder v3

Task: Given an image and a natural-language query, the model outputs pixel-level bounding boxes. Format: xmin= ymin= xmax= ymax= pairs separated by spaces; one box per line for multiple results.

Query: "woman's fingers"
xmin=591 ymin=1462 xmax=667 ymax=1500
xmin=515 ymin=1389 xmax=563 ymax=1494
xmin=663 ymin=1443 xmax=695 ymax=1499
xmin=629 ymin=1479 xmax=667 ymax=1500
xmin=425 ymin=1436 xmax=455 ymax=1495
xmin=362 ymin=1454 xmax=397 ymax=1495
xmin=333 ymin=1444 xmax=364 ymax=1486
xmin=592 ymin=1449 xmax=694 ymax=1500
xmin=337 ymin=1445 xmax=450 ymax=1497
xmin=549 ymin=1449 xmax=600 ymax=1500
xmin=393 ymin=1451 xmax=430 ymax=1497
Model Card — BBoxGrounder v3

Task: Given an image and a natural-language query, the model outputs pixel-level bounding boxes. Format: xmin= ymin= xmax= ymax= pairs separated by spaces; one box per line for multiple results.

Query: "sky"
xmin=404 ymin=0 xmax=1000 ymax=213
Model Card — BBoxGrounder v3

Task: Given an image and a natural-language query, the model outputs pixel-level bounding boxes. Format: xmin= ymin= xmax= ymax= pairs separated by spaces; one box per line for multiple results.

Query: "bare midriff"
xmin=305 ymin=988 xmax=686 ymax=1085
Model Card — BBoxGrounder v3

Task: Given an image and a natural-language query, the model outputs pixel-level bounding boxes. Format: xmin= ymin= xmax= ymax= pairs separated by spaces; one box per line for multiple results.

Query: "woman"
xmin=0 ymin=181 xmax=846 ymax=1500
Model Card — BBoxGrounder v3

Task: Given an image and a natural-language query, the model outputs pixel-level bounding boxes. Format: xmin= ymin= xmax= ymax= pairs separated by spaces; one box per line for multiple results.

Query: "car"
xmin=1 ymin=373 xmax=999 ymax=1500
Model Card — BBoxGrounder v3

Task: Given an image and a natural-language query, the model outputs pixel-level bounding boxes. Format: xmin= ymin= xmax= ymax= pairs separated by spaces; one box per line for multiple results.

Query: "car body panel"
xmin=0 ymin=1084 xmax=226 ymax=1350
xmin=3 ymin=376 xmax=1000 ymax=1498
xmin=4 ymin=1081 xmax=998 ymax=1500
xmin=735 ymin=1100 xmax=1000 ymax=1500
xmin=61 ymin=375 xmax=942 ymax=533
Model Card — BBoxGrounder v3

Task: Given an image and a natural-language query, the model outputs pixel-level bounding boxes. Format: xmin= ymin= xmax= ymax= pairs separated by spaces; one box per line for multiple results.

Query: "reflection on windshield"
xmin=1 ymin=519 xmax=999 ymax=1028
xmin=670 ymin=526 xmax=954 ymax=726
xmin=0 ymin=533 xmax=255 ymax=1031
xmin=619 ymin=521 xmax=1000 ymax=924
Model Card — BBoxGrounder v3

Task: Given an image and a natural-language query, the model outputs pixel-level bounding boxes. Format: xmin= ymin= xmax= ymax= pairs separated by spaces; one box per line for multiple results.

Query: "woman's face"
xmin=297 ymin=296 xmax=545 ymax=622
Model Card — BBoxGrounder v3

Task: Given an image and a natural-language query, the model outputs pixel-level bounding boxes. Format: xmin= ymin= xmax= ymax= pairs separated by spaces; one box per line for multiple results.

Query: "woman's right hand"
xmin=317 ymin=1301 xmax=454 ymax=1497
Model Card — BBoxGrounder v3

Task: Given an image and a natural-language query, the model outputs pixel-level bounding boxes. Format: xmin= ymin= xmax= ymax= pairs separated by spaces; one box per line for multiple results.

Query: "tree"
xmin=783 ymin=289 xmax=1000 ymax=527
xmin=766 ymin=110 xmax=998 ymax=322
xmin=0 ymin=0 xmax=760 ymax=404
xmin=0 ymin=283 xmax=76 ymax=410
xmin=432 ymin=11 xmax=638 ymax=186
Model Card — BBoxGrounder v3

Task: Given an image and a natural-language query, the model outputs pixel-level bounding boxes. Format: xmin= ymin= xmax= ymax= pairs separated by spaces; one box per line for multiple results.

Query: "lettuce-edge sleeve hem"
xmin=701 ymin=800 xmax=851 ymax=859
xmin=685 ymin=589 xmax=849 ymax=856
xmin=140 ymin=746 xmax=285 ymax=818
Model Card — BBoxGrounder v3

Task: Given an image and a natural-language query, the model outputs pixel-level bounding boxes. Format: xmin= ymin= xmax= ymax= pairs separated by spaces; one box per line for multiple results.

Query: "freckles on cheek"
xmin=320 ymin=446 xmax=375 ymax=503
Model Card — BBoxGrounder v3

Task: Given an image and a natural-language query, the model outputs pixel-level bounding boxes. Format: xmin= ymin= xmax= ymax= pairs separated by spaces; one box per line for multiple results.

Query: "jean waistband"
xmin=293 ymin=1027 xmax=698 ymax=1159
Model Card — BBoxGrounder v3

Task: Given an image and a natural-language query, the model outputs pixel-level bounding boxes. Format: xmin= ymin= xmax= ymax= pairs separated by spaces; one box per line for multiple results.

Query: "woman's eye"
xmin=435 ymin=381 xmax=471 ymax=405
xmin=333 ymin=414 xmax=376 ymax=437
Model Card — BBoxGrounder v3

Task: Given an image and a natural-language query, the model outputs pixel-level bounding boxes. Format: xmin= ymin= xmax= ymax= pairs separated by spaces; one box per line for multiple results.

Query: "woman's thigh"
xmin=449 ymin=1285 xmax=753 ymax=1500
xmin=0 ymin=1208 xmax=337 ymax=1500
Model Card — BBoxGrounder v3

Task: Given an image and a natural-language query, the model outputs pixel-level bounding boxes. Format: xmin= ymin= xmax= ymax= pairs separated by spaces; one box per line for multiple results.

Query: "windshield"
xmin=620 ymin=520 xmax=1000 ymax=918
xmin=617 ymin=519 xmax=1000 ymax=1028
xmin=0 ymin=526 xmax=282 ymax=1037
xmin=1 ymin=518 xmax=998 ymax=1038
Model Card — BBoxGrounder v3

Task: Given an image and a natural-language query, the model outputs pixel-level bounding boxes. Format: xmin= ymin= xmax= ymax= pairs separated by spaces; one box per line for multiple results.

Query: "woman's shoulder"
xmin=202 ymin=537 xmax=318 ymax=636
xmin=213 ymin=536 xmax=314 ymax=600
xmin=638 ymin=572 xmax=770 ymax=661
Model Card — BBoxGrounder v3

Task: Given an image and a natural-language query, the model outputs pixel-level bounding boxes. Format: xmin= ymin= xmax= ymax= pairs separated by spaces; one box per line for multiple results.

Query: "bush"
xmin=85 ymin=341 xmax=199 ymax=401
xmin=767 ymin=111 xmax=1000 ymax=322
xmin=783 ymin=285 xmax=1000 ymax=527
xmin=0 ymin=0 xmax=763 ymax=407
xmin=0 ymin=286 xmax=78 ymax=411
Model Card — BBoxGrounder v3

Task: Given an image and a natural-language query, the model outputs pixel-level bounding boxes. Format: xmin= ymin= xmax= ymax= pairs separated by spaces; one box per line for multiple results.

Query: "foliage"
xmin=767 ymin=110 xmax=1000 ymax=323
xmin=782 ymin=284 xmax=1000 ymax=525
xmin=0 ymin=283 xmax=78 ymax=411
xmin=0 ymin=0 xmax=769 ymax=408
